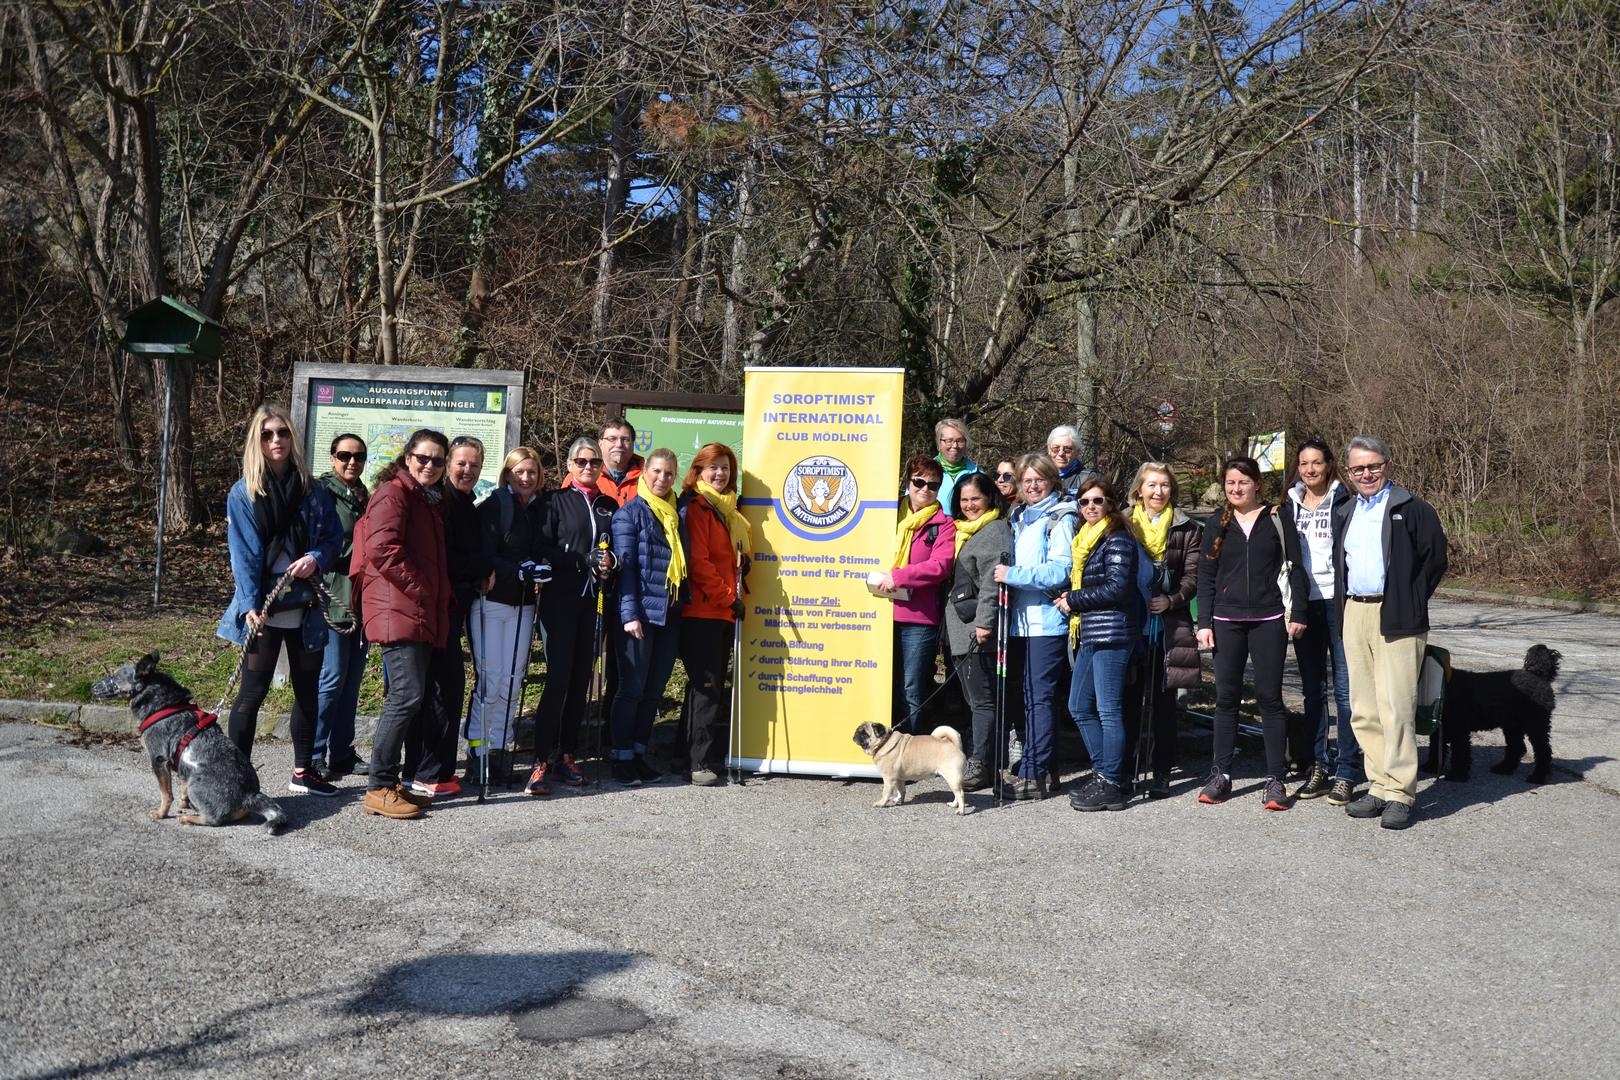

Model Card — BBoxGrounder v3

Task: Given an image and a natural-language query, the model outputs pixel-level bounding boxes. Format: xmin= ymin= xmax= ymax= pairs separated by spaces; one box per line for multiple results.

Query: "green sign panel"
xmin=625 ymin=406 xmax=744 ymax=477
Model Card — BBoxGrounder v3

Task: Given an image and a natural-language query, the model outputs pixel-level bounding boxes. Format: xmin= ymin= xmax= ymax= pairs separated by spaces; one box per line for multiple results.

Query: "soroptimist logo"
xmin=782 ymin=455 xmax=858 ymax=531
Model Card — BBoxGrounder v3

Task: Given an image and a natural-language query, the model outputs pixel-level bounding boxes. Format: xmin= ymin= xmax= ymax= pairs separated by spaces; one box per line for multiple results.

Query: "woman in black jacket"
xmin=465 ymin=446 xmax=545 ymax=784
xmin=527 ymin=436 xmax=619 ymax=794
xmin=1194 ymin=456 xmax=1309 ymax=810
xmin=1055 ymin=476 xmax=1145 ymax=812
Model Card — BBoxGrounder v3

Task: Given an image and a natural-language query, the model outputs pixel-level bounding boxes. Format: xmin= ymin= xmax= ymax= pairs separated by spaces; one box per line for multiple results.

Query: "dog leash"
xmin=210 ymin=570 xmax=356 ymax=716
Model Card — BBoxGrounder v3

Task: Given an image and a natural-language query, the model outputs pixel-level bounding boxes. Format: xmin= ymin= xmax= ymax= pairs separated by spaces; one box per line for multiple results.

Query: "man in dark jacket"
xmin=1331 ymin=435 xmax=1447 ymax=830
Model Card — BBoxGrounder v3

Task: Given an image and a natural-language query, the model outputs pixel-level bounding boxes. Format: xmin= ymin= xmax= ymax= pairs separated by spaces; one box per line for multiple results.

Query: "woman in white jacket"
xmin=1285 ymin=437 xmax=1361 ymax=804
xmin=991 ymin=453 xmax=1077 ymax=800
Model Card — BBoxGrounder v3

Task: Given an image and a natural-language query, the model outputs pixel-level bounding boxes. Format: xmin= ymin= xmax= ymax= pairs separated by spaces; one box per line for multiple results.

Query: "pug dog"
xmin=852 ymin=722 xmax=967 ymax=815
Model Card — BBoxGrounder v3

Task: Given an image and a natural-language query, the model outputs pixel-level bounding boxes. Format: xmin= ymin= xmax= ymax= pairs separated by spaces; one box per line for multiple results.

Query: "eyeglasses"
xmin=996 ymin=472 xmax=1015 ymax=482
xmin=938 ymin=437 xmax=967 ymax=447
xmin=261 ymin=427 xmax=292 ymax=442
xmin=1346 ymin=462 xmax=1387 ymax=478
xmin=411 ymin=452 xmax=446 ymax=469
xmin=1021 ymin=478 xmax=1049 ymax=488
xmin=1078 ymin=496 xmax=1107 ymax=507
xmin=1048 ymin=445 xmax=1075 ymax=456
xmin=333 ymin=450 xmax=367 ymax=464
xmin=573 ymin=457 xmax=602 ymax=469
xmin=909 ymin=477 xmax=942 ymax=491
xmin=601 ymin=434 xmax=632 ymax=443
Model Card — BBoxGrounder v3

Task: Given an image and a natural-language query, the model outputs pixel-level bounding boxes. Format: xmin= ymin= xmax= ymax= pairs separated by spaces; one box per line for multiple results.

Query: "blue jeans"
xmin=1292 ymin=598 xmax=1362 ymax=781
xmin=1009 ymin=635 xmax=1068 ymax=781
xmin=1068 ymin=643 xmax=1132 ymax=785
xmin=610 ymin=616 xmax=682 ymax=760
xmin=892 ymin=623 xmax=939 ymax=731
xmin=315 ymin=627 xmax=368 ymax=769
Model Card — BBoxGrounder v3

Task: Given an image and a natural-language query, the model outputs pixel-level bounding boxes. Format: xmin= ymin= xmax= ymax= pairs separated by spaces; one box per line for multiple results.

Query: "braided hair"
xmin=1208 ymin=456 xmax=1263 ymax=562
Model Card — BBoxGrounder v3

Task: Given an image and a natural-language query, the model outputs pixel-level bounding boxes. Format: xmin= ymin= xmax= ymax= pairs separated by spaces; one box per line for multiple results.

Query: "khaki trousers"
xmin=1342 ymin=600 xmax=1425 ymax=806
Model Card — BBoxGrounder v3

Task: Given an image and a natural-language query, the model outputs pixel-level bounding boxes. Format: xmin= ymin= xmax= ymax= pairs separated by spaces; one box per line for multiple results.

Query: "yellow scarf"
xmin=1067 ymin=517 xmax=1110 ymax=645
xmin=1131 ymin=504 xmax=1171 ymax=561
xmin=893 ymin=503 xmax=940 ymax=568
xmin=953 ymin=508 xmax=1000 ymax=556
xmin=638 ymin=479 xmax=687 ymax=596
xmin=696 ymin=480 xmax=752 ymax=564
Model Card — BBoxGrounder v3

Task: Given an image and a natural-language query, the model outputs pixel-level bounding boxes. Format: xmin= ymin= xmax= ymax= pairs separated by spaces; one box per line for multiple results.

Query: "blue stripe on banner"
xmin=738 ymin=498 xmax=900 ymax=542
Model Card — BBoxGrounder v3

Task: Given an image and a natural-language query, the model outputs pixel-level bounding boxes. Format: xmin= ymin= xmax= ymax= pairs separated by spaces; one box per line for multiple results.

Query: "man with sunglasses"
xmin=1331 ymin=435 xmax=1447 ymax=830
xmin=593 ymin=419 xmax=644 ymax=507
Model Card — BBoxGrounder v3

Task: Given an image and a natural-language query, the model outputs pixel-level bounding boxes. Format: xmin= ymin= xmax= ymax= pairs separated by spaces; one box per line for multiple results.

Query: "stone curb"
xmin=0 ymin=699 xmax=380 ymax=742
xmin=1435 ymin=586 xmax=1620 ymax=617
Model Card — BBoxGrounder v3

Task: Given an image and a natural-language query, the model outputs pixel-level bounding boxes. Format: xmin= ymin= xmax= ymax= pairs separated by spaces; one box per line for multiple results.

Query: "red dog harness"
xmin=138 ymin=704 xmax=219 ymax=768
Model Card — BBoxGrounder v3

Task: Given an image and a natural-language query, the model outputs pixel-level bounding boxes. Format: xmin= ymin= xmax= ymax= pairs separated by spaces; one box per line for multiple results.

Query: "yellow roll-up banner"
xmin=733 ymin=367 xmax=906 ymax=777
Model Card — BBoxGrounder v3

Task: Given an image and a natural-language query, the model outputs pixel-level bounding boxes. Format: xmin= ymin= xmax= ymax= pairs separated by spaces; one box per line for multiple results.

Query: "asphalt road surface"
xmin=2 ymin=599 xmax=1616 ymax=1080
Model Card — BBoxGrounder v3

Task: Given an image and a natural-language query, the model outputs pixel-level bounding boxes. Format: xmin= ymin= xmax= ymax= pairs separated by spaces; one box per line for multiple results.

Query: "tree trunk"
xmin=666 ymin=180 xmax=699 ymax=374
xmin=591 ymin=11 xmax=639 ymax=358
xmin=722 ymin=154 xmax=756 ymax=375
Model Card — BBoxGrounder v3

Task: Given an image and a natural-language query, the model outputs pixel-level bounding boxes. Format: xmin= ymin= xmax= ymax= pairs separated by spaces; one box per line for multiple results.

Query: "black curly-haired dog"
xmin=1427 ymin=644 xmax=1560 ymax=784
xmin=91 ymin=652 xmax=288 ymax=833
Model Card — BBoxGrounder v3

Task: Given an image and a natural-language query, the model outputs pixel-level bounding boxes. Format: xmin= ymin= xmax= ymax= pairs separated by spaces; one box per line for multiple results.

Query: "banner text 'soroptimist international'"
xmin=734 ymin=367 xmax=904 ymax=778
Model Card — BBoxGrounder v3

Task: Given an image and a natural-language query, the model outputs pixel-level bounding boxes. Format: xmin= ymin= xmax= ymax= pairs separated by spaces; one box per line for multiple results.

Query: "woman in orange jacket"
xmin=675 ymin=443 xmax=751 ymax=785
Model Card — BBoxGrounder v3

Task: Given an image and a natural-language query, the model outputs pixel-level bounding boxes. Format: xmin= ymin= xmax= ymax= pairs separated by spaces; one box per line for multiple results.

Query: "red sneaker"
xmin=435 ymin=776 xmax=463 ymax=798
xmin=524 ymin=762 xmax=552 ymax=797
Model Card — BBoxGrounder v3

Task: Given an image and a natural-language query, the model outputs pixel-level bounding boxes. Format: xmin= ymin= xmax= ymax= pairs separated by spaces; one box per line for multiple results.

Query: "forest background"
xmin=2 ymin=0 xmax=1618 ymax=677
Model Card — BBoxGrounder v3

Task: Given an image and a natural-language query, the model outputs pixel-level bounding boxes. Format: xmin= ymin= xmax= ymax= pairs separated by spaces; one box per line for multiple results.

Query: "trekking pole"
xmin=729 ymin=540 xmax=746 ymax=787
xmin=1136 ymin=626 xmax=1160 ymax=791
xmin=495 ymin=585 xmax=533 ymax=789
xmin=588 ymin=535 xmax=610 ymax=785
xmin=994 ymin=552 xmax=1010 ymax=809
xmin=509 ymin=576 xmax=545 ymax=788
xmin=471 ymin=598 xmax=491 ymax=804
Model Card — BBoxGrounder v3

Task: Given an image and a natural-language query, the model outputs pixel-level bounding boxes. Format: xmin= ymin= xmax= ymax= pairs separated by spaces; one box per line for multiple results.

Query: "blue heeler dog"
xmin=91 ymin=652 xmax=287 ymax=833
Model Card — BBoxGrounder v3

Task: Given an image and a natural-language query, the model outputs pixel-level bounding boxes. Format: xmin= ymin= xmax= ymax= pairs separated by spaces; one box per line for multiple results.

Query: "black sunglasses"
xmin=996 ymin=472 xmax=1015 ymax=482
xmin=910 ymin=477 xmax=942 ymax=491
xmin=333 ymin=450 xmax=367 ymax=464
xmin=574 ymin=456 xmax=602 ymax=468
xmin=411 ymin=452 xmax=446 ymax=469
xmin=260 ymin=427 xmax=292 ymax=441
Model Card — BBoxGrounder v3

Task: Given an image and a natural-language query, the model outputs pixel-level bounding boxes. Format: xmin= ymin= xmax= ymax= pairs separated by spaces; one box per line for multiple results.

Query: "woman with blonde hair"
xmin=1121 ymin=462 xmax=1202 ymax=799
xmin=466 ymin=445 xmax=546 ymax=783
xmin=216 ymin=404 xmax=342 ymax=796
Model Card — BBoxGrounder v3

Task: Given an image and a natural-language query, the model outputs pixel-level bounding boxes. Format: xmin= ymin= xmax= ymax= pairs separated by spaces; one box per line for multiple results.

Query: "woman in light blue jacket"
xmin=992 ymin=453 xmax=1077 ymax=800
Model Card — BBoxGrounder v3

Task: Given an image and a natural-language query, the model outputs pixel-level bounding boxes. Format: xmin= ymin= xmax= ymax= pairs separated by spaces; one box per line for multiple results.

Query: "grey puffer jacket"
xmin=943 ymin=518 xmax=1014 ymax=657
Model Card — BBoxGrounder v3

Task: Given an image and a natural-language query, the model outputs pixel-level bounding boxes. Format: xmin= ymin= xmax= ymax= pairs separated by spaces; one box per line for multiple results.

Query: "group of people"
xmin=217 ymin=402 xmax=1447 ymax=831
xmin=218 ymin=409 xmax=749 ymax=821
xmin=885 ymin=420 xmax=1447 ymax=829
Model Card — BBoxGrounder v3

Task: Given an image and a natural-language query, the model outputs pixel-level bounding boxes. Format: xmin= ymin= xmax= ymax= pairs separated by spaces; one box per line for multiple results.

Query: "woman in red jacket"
xmin=676 ymin=443 xmax=750 ymax=785
xmin=351 ymin=429 xmax=453 ymax=820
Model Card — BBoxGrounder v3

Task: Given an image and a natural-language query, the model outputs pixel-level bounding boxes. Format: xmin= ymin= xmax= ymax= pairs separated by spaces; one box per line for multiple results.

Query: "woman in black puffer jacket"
xmin=1194 ymin=455 xmax=1309 ymax=811
xmin=1055 ymin=475 xmax=1145 ymax=812
xmin=1121 ymin=462 xmax=1202 ymax=800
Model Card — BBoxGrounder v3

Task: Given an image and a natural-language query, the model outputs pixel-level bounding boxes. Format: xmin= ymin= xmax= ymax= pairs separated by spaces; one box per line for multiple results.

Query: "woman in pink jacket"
xmin=874 ymin=454 xmax=956 ymax=731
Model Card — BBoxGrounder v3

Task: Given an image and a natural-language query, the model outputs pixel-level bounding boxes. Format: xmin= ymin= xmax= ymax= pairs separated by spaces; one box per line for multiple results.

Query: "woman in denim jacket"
xmin=216 ymin=403 xmax=340 ymax=795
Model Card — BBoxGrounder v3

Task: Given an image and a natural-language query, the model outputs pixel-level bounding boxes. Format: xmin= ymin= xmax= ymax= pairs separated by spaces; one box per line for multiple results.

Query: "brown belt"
xmin=1348 ymin=594 xmax=1384 ymax=603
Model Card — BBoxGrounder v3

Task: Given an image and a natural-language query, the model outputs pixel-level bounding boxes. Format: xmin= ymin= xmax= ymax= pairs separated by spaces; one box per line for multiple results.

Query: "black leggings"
xmin=227 ymin=625 xmax=321 ymax=770
xmin=1211 ymin=619 xmax=1288 ymax=779
xmin=535 ymin=596 xmax=599 ymax=762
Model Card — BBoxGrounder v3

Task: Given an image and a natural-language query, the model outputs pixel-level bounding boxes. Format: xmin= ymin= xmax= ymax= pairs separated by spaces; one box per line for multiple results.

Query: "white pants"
xmin=466 ymin=598 xmax=538 ymax=754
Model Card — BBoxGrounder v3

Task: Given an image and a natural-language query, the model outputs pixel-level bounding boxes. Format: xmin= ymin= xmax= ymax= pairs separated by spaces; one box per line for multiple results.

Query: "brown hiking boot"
xmin=362 ymin=787 xmax=422 ymax=819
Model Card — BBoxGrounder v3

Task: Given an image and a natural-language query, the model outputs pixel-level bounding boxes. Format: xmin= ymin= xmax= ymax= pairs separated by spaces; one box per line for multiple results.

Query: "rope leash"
xmin=210 ymin=570 xmax=356 ymax=716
